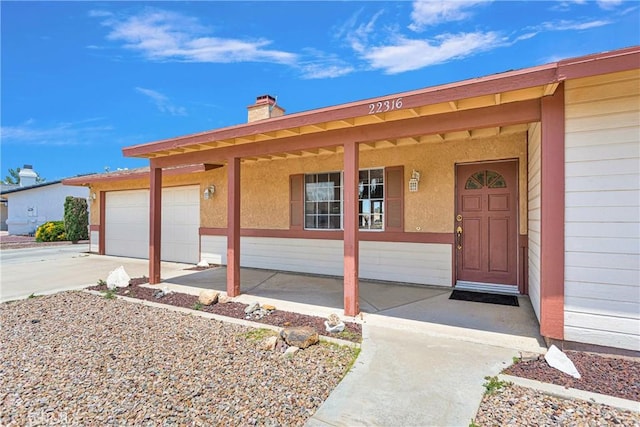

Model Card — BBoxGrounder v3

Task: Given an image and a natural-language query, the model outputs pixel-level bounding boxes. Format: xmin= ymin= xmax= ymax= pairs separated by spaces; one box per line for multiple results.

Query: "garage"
xmin=104 ymin=186 xmax=200 ymax=264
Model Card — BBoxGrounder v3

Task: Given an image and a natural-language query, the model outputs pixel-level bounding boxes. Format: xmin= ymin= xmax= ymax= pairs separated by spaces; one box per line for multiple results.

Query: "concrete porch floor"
xmin=161 ymin=266 xmax=546 ymax=353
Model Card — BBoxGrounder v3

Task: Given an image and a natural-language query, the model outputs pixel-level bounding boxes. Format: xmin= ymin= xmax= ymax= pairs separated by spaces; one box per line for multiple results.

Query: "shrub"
xmin=64 ymin=196 xmax=89 ymax=243
xmin=35 ymin=221 xmax=67 ymax=242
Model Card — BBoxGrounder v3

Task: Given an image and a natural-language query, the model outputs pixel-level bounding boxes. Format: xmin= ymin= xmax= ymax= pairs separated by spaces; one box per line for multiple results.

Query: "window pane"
xmin=305 ymin=174 xmax=317 ymax=184
xmin=334 ymin=186 xmax=341 ymax=200
xmin=330 ymin=202 xmax=341 ymax=214
xmin=359 ymin=183 xmax=369 ymax=199
xmin=329 ymin=215 xmax=341 ymax=229
xmin=318 ymin=215 xmax=329 ymax=229
xmin=359 ymin=214 xmax=371 ymax=229
xmin=370 ymin=169 xmax=383 ymax=182
xmin=318 ymin=201 xmax=329 ymax=214
xmin=330 ymin=172 xmax=341 ymax=185
xmin=370 ymin=181 xmax=384 ymax=198
xmin=359 ymin=170 xmax=369 ymax=182
xmin=360 ymin=200 xmax=371 ymax=214
xmin=465 ymin=178 xmax=482 ymax=190
xmin=371 ymin=214 xmax=383 ymax=229
xmin=372 ymin=200 xmax=383 ymax=214
xmin=305 ymin=215 xmax=317 ymax=229
xmin=306 ymin=202 xmax=317 ymax=214
xmin=318 ymin=173 xmax=329 ymax=183
xmin=472 ymin=171 xmax=485 ymax=186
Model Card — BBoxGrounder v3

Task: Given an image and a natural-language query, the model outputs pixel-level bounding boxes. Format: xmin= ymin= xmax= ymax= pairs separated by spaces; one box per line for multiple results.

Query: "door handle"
xmin=456 ymin=226 xmax=463 ymax=250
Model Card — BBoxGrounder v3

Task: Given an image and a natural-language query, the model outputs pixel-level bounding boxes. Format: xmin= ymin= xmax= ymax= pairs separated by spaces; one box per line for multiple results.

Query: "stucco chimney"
xmin=247 ymin=95 xmax=285 ymax=123
xmin=19 ymin=165 xmax=38 ymax=187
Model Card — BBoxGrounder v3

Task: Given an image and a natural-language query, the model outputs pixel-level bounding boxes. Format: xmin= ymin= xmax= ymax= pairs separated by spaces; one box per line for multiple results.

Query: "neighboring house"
xmin=64 ymin=47 xmax=640 ymax=353
xmin=0 ymin=183 xmax=19 ymax=231
xmin=2 ymin=165 xmax=89 ymax=235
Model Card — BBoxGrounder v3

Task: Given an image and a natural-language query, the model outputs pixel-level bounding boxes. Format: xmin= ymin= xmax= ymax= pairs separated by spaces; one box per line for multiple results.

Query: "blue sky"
xmin=2 ymin=1 xmax=638 ymax=182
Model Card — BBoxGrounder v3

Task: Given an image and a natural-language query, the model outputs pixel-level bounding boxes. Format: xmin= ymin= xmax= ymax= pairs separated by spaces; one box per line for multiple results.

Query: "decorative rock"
xmin=280 ymin=326 xmax=319 ymax=349
xmin=244 ymin=302 xmax=260 ymax=314
xmin=259 ymin=336 xmax=278 ymax=351
xmin=283 ymin=346 xmax=299 ymax=358
xmin=324 ymin=320 xmax=345 ymax=333
xmin=198 ymin=290 xmax=219 ymax=306
xmin=326 ymin=313 xmax=341 ymax=327
xmin=262 ymin=304 xmax=276 ymax=311
xmin=217 ymin=295 xmax=232 ymax=304
xmin=197 ymin=259 xmax=210 ymax=268
xmin=106 ymin=266 xmax=130 ymax=289
xmin=153 ymin=289 xmax=165 ymax=299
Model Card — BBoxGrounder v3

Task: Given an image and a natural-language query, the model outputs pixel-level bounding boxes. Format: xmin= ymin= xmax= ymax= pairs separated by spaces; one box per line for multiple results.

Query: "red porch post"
xmin=149 ymin=164 xmax=162 ymax=284
xmin=540 ymin=82 xmax=565 ymax=340
xmin=227 ymin=157 xmax=241 ymax=297
xmin=343 ymin=140 xmax=360 ymax=316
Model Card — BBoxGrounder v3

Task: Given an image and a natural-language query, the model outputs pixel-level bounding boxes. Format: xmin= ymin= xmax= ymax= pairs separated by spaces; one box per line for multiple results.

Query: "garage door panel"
xmin=105 ymin=186 xmax=199 ymax=263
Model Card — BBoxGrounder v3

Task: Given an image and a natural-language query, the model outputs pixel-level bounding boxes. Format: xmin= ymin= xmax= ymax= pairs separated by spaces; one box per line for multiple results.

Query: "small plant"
xmin=512 ymin=355 xmax=521 ymax=364
xmin=97 ymin=279 xmax=107 ymax=286
xmin=335 ymin=329 xmax=362 ymax=343
xmin=28 ymin=293 xmax=37 ymax=299
xmin=242 ymin=328 xmax=278 ymax=342
xmin=102 ymin=289 xmax=117 ymax=300
xmin=35 ymin=221 xmax=66 ymax=242
xmin=469 ymin=419 xmax=480 ymax=427
xmin=192 ymin=301 xmax=203 ymax=311
xmin=482 ymin=375 xmax=510 ymax=395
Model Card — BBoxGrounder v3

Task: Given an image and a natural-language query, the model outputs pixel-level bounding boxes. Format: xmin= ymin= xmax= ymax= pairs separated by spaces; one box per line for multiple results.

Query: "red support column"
xmin=227 ymin=157 xmax=241 ymax=297
xmin=343 ymin=140 xmax=360 ymax=316
xmin=98 ymin=191 xmax=106 ymax=255
xmin=540 ymin=83 xmax=565 ymax=340
xmin=149 ymin=165 xmax=162 ymax=284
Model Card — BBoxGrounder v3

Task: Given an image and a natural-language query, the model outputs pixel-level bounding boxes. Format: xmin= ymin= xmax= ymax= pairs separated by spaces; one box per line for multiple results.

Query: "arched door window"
xmin=464 ymin=170 xmax=507 ymax=190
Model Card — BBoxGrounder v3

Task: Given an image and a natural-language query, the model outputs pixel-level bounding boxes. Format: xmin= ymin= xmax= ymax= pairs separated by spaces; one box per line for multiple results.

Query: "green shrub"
xmin=35 ymin=221 xmax=67 ymax=242
xmin=64 ymin=196 xmax=89 ymax=243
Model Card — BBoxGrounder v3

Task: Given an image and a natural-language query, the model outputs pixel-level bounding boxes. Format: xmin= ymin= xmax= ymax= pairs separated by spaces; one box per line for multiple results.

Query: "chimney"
xmin=247 ymin=95 xmax=285 ymax=123
xmin=19 ymin=165 xmax=38 ymax=187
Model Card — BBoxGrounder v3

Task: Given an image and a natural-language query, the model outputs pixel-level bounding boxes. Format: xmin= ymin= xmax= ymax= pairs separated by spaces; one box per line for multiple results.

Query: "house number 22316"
xmin=368 ymin=97 xmax=403 ymax=114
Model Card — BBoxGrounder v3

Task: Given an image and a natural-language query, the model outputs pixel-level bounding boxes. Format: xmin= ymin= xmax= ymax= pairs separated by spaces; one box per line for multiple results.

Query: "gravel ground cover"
xmin=0 ymin=234 xmax=89 ymax=250
xmin=475 ymin=383 xmax=640 ymax=426
xmin=0 ymin=292 xmax=360 ymax=426
xmin=87 ymin=280 xmax=362 ymax=343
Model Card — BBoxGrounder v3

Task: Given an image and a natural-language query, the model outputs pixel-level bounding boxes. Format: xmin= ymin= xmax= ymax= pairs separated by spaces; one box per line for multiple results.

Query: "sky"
xmin=1 ymin=1 xmax=639 ymax=182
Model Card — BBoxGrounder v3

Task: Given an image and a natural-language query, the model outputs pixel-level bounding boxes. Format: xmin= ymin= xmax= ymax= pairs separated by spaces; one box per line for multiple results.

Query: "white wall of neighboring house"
xmin=564 ymin=69 xmax=640 ymax=351
xmin=4 ymin=183 xmax=89 ymax=235
xmin=527 ymin=121 xmax=542 ymax=322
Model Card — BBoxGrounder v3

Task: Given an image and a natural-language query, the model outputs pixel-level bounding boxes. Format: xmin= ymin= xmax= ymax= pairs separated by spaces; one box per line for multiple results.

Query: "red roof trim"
xmin=122 ymin=46 xmax=639 ymax=158
xmin=62 ymin=164 xmax=218 ymax=186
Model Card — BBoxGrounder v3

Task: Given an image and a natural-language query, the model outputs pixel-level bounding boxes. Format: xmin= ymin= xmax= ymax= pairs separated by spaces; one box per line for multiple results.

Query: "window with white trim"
xmin=304 ymin=168 xmax=384 ymax=231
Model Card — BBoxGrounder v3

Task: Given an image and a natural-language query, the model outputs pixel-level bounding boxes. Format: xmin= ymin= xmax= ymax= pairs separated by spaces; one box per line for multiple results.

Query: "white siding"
xmin=527 ymin=122 xmax=542 ymax=322
xmin=564 ymin=69 xmax=640 ymax=351
xmin=90 ymin=230 xmax=99 ymax=253
xmin=201 ymin=235 xmax=452 ymax=286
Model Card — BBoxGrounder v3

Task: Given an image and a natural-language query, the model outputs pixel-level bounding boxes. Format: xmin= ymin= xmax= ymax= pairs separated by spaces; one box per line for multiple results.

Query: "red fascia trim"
xmin=62 ymin=164 xmax=217 ymax=186
xmin=558 ymin=47 xmax=640 ymax=80
xmin=122 ymin=67 xmax=557 ymax=158
xmin=199 ymin=227 xmax=454 ymax=244
xmin=151 ymin=100 xmax=541 ymax=169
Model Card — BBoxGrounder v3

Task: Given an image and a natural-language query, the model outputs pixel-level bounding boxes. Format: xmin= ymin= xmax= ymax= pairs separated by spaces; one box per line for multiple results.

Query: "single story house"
xmin=64 ymin=46 xmax=639 ymax=353
xmin=2 ymin=165 xmax=89 ymax=235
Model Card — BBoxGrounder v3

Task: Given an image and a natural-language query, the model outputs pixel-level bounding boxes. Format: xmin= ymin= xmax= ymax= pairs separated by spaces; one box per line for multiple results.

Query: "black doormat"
xmin=449 ymin=290 xmax=519 ymax=306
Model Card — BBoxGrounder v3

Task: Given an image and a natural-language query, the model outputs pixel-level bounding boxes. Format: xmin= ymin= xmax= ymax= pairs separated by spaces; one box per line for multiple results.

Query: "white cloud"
xmin=409 ymin=0 xmax=491 ymax=31
xmin=544 ymin=19 xmax=612 ymax=30
xmin=597 ymin=0 xmax=623 ymax=10
xmin=135 ymin=87 xmax=187 ymax=116
xmin=94 ymin=8 xmax=297 ymax=65
xmin=1 ymin=118 xmax=113 ymax=146
xmin=363 ymin=31 xmax=503 ymax=74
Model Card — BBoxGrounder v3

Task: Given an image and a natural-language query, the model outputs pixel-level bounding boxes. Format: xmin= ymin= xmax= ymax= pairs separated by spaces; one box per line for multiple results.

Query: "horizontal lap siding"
xmin=200 ymin=235 xmax=452 ymax=286
xmin=564 ymin=70 xmax=640 ymax=351
xmin=527 ymin=122 xmax=542 ymax=321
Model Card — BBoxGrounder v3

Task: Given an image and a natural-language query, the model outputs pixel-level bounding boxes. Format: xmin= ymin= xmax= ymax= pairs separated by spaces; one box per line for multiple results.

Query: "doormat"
xmin=449 ymin=290 xmax=519 ymax=306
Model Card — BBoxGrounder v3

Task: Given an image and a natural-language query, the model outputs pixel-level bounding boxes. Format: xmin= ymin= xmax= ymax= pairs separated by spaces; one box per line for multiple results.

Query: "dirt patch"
xmin=87 ymin=280 xmax=362 ymax=343
xmin=504 ymin=351 xmax=640 ymax=401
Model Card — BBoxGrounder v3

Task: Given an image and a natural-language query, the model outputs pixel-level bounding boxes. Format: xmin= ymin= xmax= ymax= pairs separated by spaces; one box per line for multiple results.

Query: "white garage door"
xmin=105 ymin=186 xmax=200 ymax=264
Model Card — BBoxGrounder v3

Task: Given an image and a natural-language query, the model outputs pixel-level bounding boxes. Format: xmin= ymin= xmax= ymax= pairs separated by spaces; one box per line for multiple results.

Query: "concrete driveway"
xmin=0 ymin=245 xmax=191 ymax=302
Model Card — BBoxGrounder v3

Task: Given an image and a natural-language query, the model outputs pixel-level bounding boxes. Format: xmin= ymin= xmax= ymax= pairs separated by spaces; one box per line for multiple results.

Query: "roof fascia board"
xmin=151 ymin=99 xmax=541 ymax=169
xmin=557 ymin=47 xmax=640 ymax=81
xmin=62 ymin=164 xmax=216 ymax=186
xmin=1 ymin=180 xmax=62 ymax=195
xmin=122 ymin=66 xmax=557 ymax=158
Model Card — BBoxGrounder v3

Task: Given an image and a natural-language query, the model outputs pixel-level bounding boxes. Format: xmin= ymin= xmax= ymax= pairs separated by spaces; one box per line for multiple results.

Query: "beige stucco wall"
xmin=200 ymin=132 xmax=527 ymax=234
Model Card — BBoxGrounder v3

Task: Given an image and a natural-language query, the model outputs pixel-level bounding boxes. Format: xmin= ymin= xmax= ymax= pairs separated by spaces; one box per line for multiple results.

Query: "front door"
xmin=455 ymin=161 xmax=518 ymax=288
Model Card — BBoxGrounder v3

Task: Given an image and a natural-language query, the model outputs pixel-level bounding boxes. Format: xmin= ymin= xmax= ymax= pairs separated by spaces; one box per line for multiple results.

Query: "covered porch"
xmin=157 ymin=266 xmax=546 ymax=353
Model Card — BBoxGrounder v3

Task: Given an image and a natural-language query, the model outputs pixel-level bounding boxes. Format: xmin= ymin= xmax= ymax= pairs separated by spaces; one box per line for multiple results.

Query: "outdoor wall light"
xmin=409 ymin=169 xmax=421 ymax=193
xmin=203 ymin=185 xmax=216 ymax=200
xmin=91 ymin=192 xmax=97 ymax=200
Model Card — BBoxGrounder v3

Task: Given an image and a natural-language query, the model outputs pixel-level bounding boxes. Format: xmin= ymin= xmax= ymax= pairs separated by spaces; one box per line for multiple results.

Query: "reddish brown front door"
xmin=455 ymin=161 xmax=518 ymax=287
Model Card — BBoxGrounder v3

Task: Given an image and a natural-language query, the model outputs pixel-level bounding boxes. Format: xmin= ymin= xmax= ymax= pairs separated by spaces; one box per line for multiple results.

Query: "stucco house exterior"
xmin=64 ymin=46 xmax=639 ymax=353
xmin=2 ymin=166 xmax=89 ymax=235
